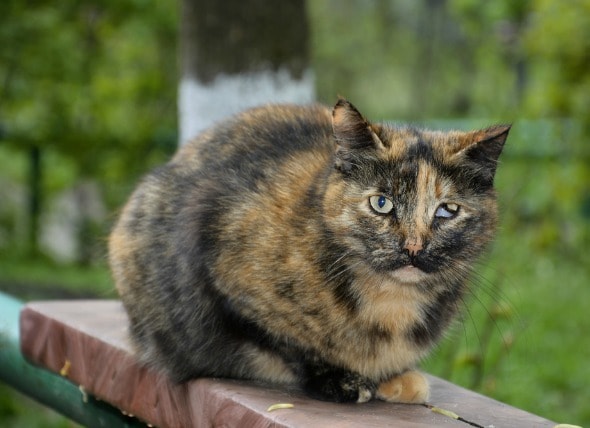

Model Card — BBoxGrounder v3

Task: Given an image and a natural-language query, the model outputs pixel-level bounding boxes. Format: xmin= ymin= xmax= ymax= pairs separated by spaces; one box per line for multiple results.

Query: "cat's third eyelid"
xmin=435 ymin=203 xmax=460 ymax=219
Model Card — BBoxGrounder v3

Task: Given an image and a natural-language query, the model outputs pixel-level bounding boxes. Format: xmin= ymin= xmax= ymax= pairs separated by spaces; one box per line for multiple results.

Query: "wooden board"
xmin=19 ymin=300 xmax=555 ymax=428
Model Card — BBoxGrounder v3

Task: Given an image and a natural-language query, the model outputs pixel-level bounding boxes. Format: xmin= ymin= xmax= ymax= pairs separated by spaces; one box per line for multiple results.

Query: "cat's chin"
xmin=390 ymin=265 xmax=427 ymax=284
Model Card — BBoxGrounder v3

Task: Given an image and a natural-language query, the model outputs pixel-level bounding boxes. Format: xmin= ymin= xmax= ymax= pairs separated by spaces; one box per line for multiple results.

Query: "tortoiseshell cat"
xmin=109 ymin=99 xmax=509 ymax=403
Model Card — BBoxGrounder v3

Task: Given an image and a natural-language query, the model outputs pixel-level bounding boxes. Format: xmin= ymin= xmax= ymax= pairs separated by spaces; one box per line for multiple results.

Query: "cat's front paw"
xmin=376 ymin=370 xmax=429 ymax=403
xmin=304 ymin=368 xmax=376 ymax=403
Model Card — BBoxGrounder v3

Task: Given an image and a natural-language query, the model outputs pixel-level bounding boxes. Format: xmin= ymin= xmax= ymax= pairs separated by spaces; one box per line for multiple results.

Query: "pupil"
xmin=378 ymin=196 xmax=386 ymax=208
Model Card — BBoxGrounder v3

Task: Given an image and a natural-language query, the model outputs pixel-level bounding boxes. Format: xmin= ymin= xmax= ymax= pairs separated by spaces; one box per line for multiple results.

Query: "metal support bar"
xmin=0 ymin=291 xmax=145 ymax=428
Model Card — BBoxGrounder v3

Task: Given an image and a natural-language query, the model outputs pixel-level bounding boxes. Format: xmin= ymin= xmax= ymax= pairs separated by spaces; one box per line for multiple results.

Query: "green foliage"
xmin=309 ymin=0 xmax=590 ymax=126
xmin=523 ymin=0 xmax=590 ymax=117
xmin=309 ymin=0 xmax=517 ymax=119
xmin=1 ymin=3 xmax=178 ymax=422
xmin=0 ymin=384 xmax=79 ymax=428
xmin=0 ymin=0 xmax=178 ymax=193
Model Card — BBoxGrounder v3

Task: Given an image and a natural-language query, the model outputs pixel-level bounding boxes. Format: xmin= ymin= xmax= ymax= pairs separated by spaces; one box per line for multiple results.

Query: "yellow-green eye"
xmin=369 ymin=195 xmax=394 ymax=214
xmin=435 ymin=203 xmax=460 ymax=219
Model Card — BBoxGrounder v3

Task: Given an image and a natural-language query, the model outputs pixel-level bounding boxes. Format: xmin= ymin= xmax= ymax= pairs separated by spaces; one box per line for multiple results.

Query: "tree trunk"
xmin=28 ymin=145 xmax=41 ymax=256
xmin=178 ymin=0 xmax=314 ymax=144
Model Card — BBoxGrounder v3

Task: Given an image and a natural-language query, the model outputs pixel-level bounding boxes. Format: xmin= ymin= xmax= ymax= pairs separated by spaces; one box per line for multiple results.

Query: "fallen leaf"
xmin=267 ymin=403 xmax=295 ymax=412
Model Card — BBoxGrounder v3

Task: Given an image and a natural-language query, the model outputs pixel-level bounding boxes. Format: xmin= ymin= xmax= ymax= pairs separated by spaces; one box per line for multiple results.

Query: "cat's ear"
xmin=332 ymin=98 xmax=385 ymax=172
xmin=456 ymin=124 xmax=511 ymax=179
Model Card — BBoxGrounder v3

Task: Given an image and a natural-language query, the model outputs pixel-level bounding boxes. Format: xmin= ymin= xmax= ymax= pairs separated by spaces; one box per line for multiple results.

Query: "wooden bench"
xmin=19 ymin=300 xmax=555 ymax=428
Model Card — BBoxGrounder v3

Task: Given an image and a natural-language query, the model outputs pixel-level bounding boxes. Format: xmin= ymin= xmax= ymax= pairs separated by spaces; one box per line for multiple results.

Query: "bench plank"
xmin=19 ymin=300 xmax=554 ymax=427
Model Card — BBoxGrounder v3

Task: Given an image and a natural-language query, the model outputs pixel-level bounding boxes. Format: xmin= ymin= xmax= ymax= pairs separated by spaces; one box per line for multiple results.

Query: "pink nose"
xmin=404 ymin=240 xmax=423 ymax=257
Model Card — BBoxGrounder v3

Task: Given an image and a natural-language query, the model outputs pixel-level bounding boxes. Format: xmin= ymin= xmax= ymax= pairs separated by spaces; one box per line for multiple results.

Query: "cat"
xmin=109 ymin=98 xmax=509 ymax=404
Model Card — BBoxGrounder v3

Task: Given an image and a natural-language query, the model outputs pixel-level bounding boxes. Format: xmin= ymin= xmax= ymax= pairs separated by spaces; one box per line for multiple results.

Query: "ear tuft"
xmin=332 ymin=99 xmax=385 ymax=173
xmin=332 ymin=98 xmax=384 ymax=151
xmin=459 ymin=124 xmax=510 ymax=181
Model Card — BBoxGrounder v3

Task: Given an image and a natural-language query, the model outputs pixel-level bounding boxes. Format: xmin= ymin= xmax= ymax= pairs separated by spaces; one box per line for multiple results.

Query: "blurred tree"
xmin=523 ymin=0 xmax=590 ymax=120
xmin=178 ymin=0 xmax=315 ymax=144
xmin=0 ymin=1 xmax=178 ymax=255
xmin=310 ymin=0 xmax=535 ymax=120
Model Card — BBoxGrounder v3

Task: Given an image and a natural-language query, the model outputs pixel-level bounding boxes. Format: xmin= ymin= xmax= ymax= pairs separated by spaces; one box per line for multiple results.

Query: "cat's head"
xmin=324 ymin=98 xmax=509 ymax=287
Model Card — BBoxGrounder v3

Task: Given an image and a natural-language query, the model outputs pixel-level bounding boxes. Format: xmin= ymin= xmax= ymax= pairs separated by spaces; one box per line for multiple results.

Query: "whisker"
xmin=465 ymin=261 xmax=524 ymax=337
xmin=325 ymin=250 xmax=354 ymax=274
xmin=441 ymin=258 xmax=527 ymax=390
xmin=325 ymin=260 xmax=363 ymax=284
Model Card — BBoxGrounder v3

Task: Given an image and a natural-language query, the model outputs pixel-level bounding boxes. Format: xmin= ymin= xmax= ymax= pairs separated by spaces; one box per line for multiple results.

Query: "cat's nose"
xmin=403 ymin=239 xmax=423 ymax=257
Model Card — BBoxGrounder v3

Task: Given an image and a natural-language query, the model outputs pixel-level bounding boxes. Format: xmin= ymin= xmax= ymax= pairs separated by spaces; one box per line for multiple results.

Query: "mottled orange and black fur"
xmin=109 ymin=99 xmax=509 ymax=403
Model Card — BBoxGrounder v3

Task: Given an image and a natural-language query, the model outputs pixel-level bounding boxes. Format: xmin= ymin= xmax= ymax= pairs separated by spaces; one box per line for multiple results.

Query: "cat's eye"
xmin=369 ymin=195 xmax=394 ymax=214
xmin=435 ymin=203 xmax=460 ymax=219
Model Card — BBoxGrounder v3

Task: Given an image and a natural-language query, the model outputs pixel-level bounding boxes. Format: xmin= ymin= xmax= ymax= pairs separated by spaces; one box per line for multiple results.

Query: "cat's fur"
xmin=109 ymin=99 xmax=509 ymax=403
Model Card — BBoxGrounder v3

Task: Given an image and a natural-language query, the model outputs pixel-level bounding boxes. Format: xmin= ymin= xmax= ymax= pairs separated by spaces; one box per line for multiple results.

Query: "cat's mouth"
xmin=391 ymin=265 xmax=427 ymax=283
xmin=370 ymin=251 xmax=437 ymax=281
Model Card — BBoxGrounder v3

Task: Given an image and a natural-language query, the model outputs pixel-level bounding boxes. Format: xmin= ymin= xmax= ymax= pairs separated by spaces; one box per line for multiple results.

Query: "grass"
xmin=0 ymin=255 xmax=116 ymax=300
xmin=0 ymin=384 xmax=80 ymax=428
xmin=424 ymin=238 xmax=590 ymax=425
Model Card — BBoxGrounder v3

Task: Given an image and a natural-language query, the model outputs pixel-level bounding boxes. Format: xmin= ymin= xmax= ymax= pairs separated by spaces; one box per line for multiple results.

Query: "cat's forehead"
xmin=380 ymin=126 xmax=463 ymax=162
